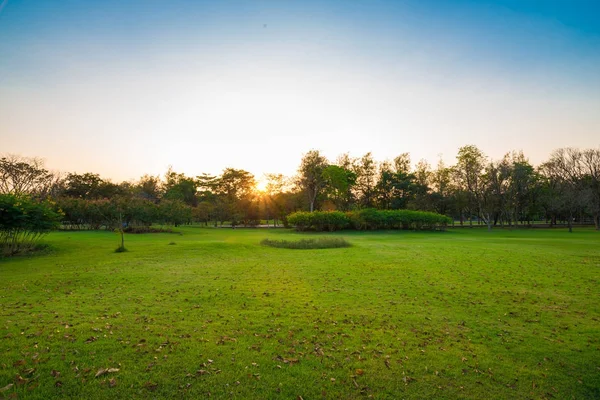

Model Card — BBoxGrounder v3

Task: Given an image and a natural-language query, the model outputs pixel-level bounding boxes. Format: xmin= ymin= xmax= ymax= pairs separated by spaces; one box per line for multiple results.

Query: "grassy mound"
xmin=260 ymin=237 xmax=351 ymax=249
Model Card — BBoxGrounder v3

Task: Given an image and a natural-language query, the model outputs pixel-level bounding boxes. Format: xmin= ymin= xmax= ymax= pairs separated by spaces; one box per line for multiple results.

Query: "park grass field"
xmin=0 ymin=227 xmax=598 ymax=399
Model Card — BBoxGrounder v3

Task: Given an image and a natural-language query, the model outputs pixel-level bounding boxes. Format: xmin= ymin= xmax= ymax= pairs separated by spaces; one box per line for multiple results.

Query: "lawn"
xmin=0 ymin=227 xmax=598 ymax=399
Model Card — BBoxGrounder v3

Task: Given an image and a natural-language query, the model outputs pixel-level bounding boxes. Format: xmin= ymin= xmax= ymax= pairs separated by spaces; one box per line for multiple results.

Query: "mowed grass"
xmin=0 ymin=227 xmax=598 ymax=399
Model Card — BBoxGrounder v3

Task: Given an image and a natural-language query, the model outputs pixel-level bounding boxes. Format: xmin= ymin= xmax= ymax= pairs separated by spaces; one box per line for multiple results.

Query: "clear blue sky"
xmin=1 ymin=0 xmax=599 ymax=182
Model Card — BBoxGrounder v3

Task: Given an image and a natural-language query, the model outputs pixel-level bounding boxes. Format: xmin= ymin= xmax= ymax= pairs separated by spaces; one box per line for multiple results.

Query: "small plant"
xmin=260 ymin=237 xmax=351 ymax=249
xmin=168 ymin=241 xmax=176 ymax=245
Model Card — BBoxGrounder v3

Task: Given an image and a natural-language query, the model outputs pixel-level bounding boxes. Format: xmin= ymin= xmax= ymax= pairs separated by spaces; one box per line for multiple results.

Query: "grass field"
xmin=0 ymin=227 xmax=598 ymax=399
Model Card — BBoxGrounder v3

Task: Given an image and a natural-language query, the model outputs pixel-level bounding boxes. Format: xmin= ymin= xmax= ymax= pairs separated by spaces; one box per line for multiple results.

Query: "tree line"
xmin=1 ymin=145 xmax=599 ymax=234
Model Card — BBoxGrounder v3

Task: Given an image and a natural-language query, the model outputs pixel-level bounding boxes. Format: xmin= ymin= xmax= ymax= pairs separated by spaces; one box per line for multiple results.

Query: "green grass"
xmin=0 ymin=227 xmax=598 ymax=399
xmin=261 ymin=237 xmax=351 ymax=249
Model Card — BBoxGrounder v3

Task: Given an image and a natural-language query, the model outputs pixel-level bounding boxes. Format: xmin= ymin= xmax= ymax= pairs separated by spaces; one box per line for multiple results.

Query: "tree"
xmin=213 ymin=168 xmax=257 ymax=225
xmin=163 ymin=167 xmax=198 ymax=206
xmin=580 ymin=148 xmax=600 ymax=230
xmin=504 ymin=152 xmax=538 ymax=226
xmin=540 ymin=148 xmax=585 ymax=232
xmin=411 ymin=159 xmax=432 ymax=210
xmin=429 ymin=158 xmax=452 ymax=216
xmin=354 ymin=152 xmax=377 ymax=208
xmin=375 ymin=156 xmax=417 ymax=210
xmin=0 ymin=155 xmax=57 ymax=197
xmin=136 ymin=174 xmax=162 ymax=202
xmin=296 ymin=150 xmax=328 ymax=212
xmin=322 ymin=165 xmax=356 ymax=211
xmin=455 ymin=145 xmax=486 ymax=227
xmin=63 ymin=173 xmax=105 ymax=199
xmin=158 ymin=199 xmax=192 ymax=226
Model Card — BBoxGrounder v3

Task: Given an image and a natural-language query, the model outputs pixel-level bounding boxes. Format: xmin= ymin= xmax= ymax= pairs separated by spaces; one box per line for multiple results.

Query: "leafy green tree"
xmin=429 ymin=159 xmax=452 ymax=216
xmin=375 ymin=157 xmax=417 ymax=210
xmin=158 ymin=199 xmax=192 ymax=226
xmin=322 ymin=165 xmax=356 ymax=211
xmin=63 ymin=173 xmax=105 ymax=199
xmin=163 ymin=168 xmax=198 ymax=206
xmin=136 ymin=175 xmax=162 ymax=202
xmin=213 ymin=168 xmax=257 ymax=225
xmin=454 ymin=145 xmax=486 ymax=226
xmin=296 ymin=150 xmax=328 ymax=212
xmin=354 ymin=152 xmax=377 ymax=208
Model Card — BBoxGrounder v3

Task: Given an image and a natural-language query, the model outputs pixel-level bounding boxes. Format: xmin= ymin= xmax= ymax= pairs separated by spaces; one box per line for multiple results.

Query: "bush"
xmin=0 ymin=194 xmax=62 ymax=256
xmin=287 ymin=209 xmax=451 ymax=231
xmin=286 ymin=211 xmax=349 ymax=231
xmin=260 ymin=237 xmax=351 ymax=249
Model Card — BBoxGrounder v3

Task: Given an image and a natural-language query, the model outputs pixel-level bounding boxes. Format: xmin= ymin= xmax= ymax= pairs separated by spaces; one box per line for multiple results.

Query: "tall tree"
xmin=214 ymin=168 xmax=257 ymax=225
xmin=540 ymin=148 xmax=585 ymax=232
xmin=322 ymin=165 xmax=356 ymax=211
xmin=136 ymin=174 xmax=162 ymax=202
xmin=297 ymin=150 xmax=328 ymax=212
xmin=163 ymin=167 xmax=198 ymax=206
xmin=63 ymin=173 xmax=105 ymax=199
xmin=581 ymin=148 xmax=600 ymax=230
xmin=354 ymin=152 xmax=378 ymax=208
xmin=430 ymin=158 xmax=452 ymax=216
xmin=455 ymin=145 xmax=486 ymax=226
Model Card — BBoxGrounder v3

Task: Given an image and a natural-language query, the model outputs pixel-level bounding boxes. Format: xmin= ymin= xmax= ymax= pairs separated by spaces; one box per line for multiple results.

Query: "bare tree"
xmin=581 ymin=148 xmax=600 ymax=230
xmin=541 ymin=148 xmax=585 ymax=233
xmin=0 ymin=154 xmax=57 ymax=197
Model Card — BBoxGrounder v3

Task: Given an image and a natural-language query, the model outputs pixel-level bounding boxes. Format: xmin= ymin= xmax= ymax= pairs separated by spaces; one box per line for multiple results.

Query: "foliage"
xmin=296 ymin=150 xmax=328 ymax=212
xmin=287 ymin=209 xmax=451 ymax=231
xmin=260 ymin=237 xmax=351 ymax=249
xmin=0 ymin=194 xmax=62 ymax=256
xmin=57 ymin=197 xmax=158 ymax=230
xmin=287 ymin=211 xmax=349 ymax=231
xmin=157 ymin=199 xmax=192 ymax=226
xmin=6 ymin=145 xmax=600 ymax=232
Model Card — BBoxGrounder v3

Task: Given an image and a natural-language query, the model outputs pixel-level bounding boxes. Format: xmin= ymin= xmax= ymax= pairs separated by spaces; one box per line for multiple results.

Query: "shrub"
xmin=287 ymin=209 xmax=451 ymax=231
xmin=0 ymin=194 xmax=62 ymax=256
xmin=260 ymin=237 xmax=351 ymax=249
xmin=286 ymin=211 xmax=349 ymax=231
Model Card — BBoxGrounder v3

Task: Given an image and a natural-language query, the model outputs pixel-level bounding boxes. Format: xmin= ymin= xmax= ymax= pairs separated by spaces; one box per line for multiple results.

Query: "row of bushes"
xmin=287 ymin=209 xmax=452 ymax=231
xmin=0 ymin=194 xmax=62 ymax=256
xmin=56 ymin=197 xmax=192 ymax=230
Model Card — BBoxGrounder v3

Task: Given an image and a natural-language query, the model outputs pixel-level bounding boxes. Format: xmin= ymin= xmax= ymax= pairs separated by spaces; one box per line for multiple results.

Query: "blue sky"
xmin=1 ymin=0 xmax=599 ymax=181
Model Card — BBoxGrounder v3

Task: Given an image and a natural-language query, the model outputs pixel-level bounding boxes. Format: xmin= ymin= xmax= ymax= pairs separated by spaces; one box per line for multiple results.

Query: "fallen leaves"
xmin=95 ymin=368 xmax=120 ymax=378
xmin=0 ymin=384 xmax=14 ymax=393
xmin=143 ymin=381 xmax=158 ymax=391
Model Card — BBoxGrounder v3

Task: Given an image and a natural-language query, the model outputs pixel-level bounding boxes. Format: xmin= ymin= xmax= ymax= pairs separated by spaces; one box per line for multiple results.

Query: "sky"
xmin=1 ymin=0 xmax=599 ymax=183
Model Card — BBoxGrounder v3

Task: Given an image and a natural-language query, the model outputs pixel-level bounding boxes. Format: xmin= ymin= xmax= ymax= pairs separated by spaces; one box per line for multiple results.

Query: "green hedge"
xmin=287 ymin=209 xmax=451 ymax=231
